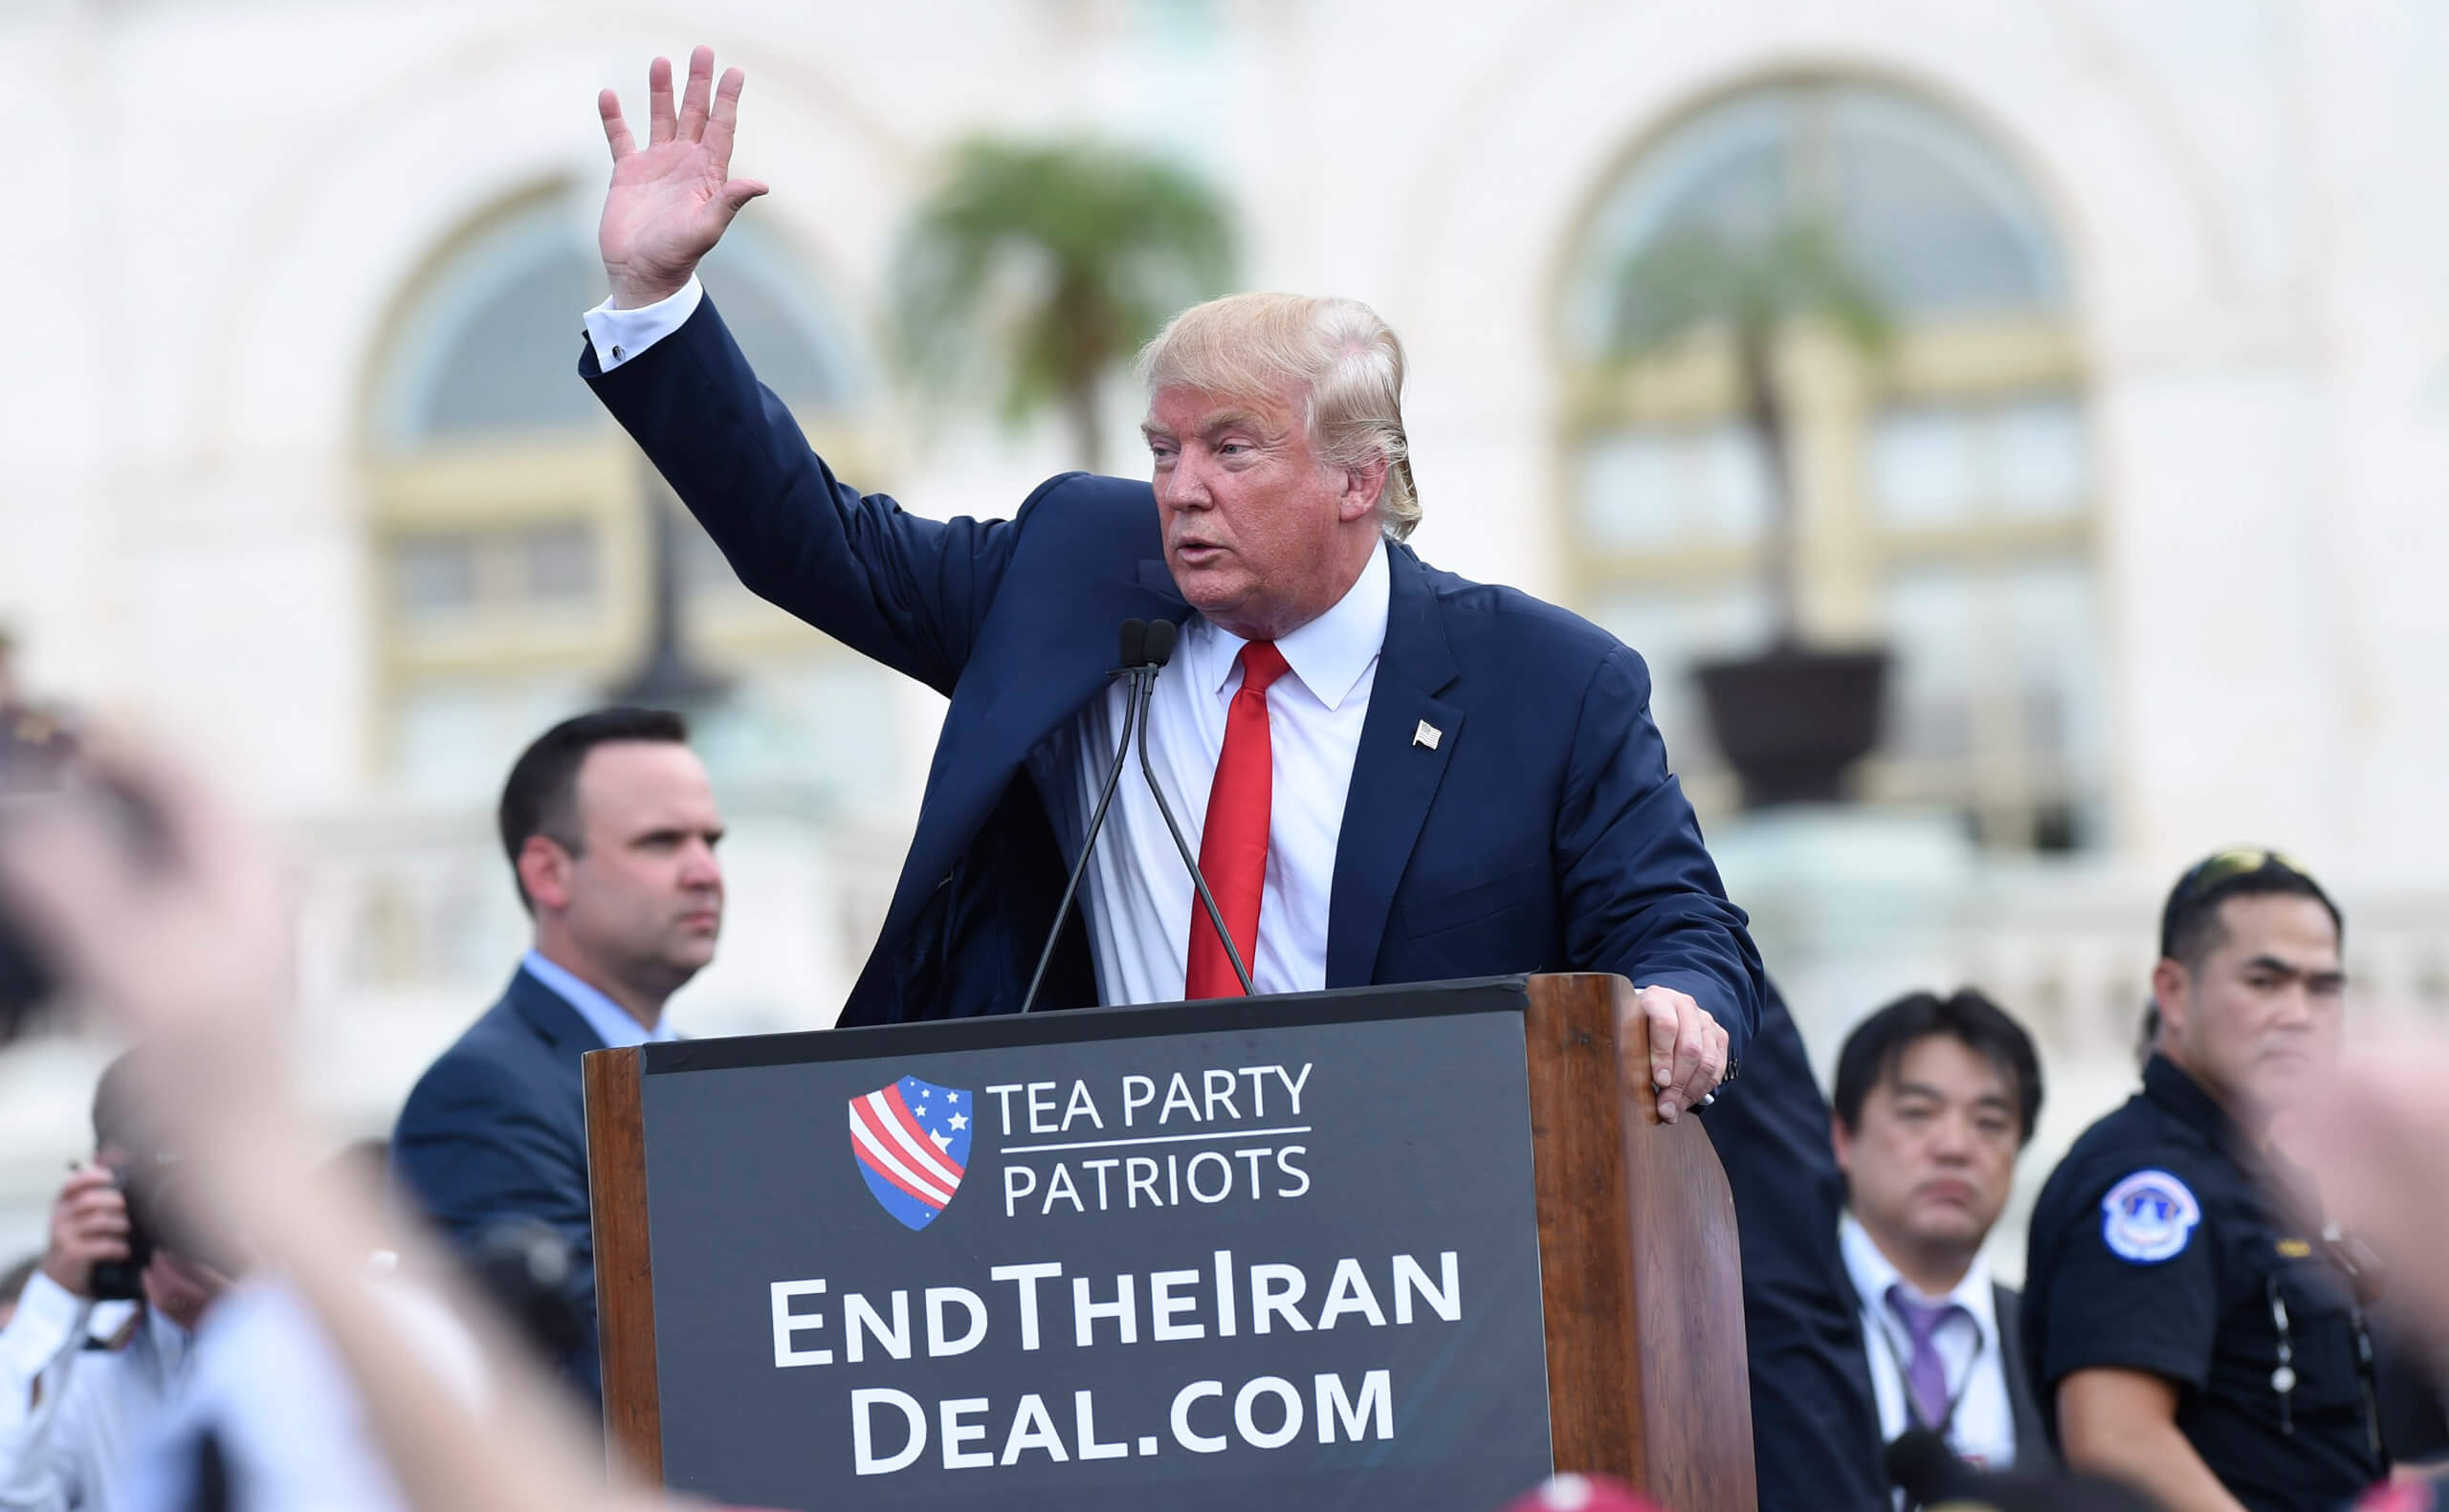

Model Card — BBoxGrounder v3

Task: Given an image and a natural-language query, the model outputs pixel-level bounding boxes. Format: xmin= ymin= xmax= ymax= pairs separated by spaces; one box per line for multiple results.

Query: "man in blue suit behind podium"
xmin=393 ymin=708 xmax=726 ymax=1402
xmin=577 ymin=47 xmax=1759 ymax=1123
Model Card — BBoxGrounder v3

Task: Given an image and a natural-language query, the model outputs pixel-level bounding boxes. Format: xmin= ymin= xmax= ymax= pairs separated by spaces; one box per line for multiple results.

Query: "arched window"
xmin=1559 ymin=80 xmax=2104 ymax=849
xmin=364 ymin=189 xmax=893 ymax=801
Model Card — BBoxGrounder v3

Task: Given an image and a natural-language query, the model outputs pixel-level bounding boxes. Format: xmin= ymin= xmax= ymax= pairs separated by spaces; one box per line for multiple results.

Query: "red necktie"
xmin=1185 ymin=641 xmax=1291 ymax=998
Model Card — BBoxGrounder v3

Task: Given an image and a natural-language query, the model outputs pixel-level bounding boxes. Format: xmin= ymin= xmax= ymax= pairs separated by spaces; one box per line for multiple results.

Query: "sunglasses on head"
xmin=2171 ymin=846 xmax=2312 ymax=905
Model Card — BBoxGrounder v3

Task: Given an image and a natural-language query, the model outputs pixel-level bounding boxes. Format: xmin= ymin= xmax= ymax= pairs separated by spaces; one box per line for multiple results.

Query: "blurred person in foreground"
xmin=0 ymin=1053 xmax=232 ymax=1510
xmin=391 ymin=707 xmax=722 ymax=1403
xmin=0 ymin=731 xmax=675 ymax=1512
xmin=1829 ymin=990 xmax=2049 ymax=1497
xmin=580 ymin=48 xmax=1755 ymax=1124
xmin=2295 ymin=1038 xmax=2449 ymax=1510
xmin=2022 ymin=849 xmax=2381 ymax=1511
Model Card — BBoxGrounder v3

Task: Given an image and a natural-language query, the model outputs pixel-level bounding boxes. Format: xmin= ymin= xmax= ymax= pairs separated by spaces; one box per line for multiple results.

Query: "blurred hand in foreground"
xmin=0 ymin=733 xmax=669 ymax=1512
xmin=2294 ymin=1047 xmax=2449 ymax=1334
xmin=0 ymin=731 xmax=291 ymax=1091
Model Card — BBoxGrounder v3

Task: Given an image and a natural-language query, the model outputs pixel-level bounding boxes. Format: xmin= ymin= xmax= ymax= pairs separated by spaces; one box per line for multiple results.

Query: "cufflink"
xmin=610 ymin=343 xmax=626 ymax=362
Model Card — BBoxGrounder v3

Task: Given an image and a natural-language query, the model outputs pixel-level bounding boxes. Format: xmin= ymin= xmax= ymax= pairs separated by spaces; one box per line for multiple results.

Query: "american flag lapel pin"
xmin=1413 ymin=720 xmax=1442 ymax=750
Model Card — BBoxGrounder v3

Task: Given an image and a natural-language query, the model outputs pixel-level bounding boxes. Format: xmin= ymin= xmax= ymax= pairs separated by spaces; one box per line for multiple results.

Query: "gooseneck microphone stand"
xmin=1018 ymin=620 xmax=1152 ymax=1015
xmin=1132 ymin=619 xmax=1256 ymax=997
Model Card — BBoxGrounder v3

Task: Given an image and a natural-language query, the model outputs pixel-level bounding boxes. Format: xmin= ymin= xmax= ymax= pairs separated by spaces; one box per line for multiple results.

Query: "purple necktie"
xmin=1886 ymin=1284 xmax=1971 ymax=1431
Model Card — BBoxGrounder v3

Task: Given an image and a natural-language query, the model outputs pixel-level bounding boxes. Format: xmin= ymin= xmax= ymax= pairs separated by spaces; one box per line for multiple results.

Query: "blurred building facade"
xmin=3 ymin=0 xmax=2446 ymax=1270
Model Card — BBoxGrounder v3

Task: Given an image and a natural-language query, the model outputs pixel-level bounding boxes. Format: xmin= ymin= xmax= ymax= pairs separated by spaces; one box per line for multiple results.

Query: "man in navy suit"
xmin=392 ymin=707 xmax=725 ymax=1399
xmin=574 ymin=47 xmax=1761 ymax=1119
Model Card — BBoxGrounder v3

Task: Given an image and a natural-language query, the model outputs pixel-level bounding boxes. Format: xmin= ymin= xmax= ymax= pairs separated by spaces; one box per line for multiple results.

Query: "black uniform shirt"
xmin=2022 ymin=1054 xmax=2384 ymax=1512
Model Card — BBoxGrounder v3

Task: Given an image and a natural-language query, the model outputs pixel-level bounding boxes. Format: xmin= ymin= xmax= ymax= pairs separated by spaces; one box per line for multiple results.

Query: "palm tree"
xmin=894 ymin=139 xmax=1237 ymax=470
xmin=1606 ymin=217 xmax=1888 ymax=646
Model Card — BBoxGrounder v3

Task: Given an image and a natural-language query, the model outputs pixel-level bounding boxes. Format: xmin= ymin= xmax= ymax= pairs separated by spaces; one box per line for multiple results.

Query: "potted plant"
xmin=1607 ymin=217 xmax=1893 ymax=806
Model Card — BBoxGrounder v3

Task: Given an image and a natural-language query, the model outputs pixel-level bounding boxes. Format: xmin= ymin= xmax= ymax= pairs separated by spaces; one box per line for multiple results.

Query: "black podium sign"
xmin=619 ymin=979 xmax=1553 ymax=1512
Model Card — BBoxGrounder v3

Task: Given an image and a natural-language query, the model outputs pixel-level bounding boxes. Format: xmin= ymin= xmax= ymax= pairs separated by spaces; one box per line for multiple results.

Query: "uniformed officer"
xmin=2023 ymin=848 xmax=2382 ymax=1512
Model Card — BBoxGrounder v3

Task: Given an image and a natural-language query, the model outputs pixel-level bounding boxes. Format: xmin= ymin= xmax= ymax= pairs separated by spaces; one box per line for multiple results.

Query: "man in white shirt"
xmin=0 ymin=1056 xmax=161 ymax=1441
xmin=392 ymin=707 xmax=722 ymax=1403
xmin=0 ymin=1184 xmax=132 ymax=1440
xmin=1829 ymin=989 xmax=2050 ymax=1497
xmin=0 ymin=1053 xmax=228 ymax=1510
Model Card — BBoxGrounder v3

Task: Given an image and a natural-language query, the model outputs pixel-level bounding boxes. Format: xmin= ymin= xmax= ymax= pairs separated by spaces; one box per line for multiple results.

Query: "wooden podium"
xmin=585 ymin=973 xmax=1754 ymax=1512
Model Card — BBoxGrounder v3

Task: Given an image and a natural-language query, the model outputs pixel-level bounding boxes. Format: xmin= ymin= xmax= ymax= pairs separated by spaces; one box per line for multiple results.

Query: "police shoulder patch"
xmin=2100 ymin=1168 xmax=2202 ymax=1264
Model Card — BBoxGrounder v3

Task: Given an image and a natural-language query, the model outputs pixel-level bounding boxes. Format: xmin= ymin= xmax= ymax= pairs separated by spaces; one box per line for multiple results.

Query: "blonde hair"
xmin=1135 ymin=293 xmax=1420 ymax=540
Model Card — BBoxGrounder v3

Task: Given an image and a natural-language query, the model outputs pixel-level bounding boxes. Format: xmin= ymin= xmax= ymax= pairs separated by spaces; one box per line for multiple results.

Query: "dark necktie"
xmin=1886 ymin=1284 xmax=1972 ymax=1432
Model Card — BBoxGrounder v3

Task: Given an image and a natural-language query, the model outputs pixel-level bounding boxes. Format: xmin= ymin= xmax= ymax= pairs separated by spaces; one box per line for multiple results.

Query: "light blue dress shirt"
xmin=519 ymin=949 xmax=679 ymax=1050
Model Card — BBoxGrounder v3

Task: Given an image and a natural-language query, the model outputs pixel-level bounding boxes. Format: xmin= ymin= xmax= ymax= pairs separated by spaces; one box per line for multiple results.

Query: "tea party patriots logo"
xmin=848 ymin=1076 xmax=973 ymax=1231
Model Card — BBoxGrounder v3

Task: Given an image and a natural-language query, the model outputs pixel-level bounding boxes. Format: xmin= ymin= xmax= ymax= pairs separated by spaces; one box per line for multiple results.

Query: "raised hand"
xmin=42 ymin=1166 xmax=130 ymax=1297
xmin=596 ymin=46 xmax=769 ymax=310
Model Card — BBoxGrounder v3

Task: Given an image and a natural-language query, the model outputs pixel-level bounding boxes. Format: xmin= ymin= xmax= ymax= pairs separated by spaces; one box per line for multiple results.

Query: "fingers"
xmin=1662 ymin=1004 xmax=1707 ymax=1122
xmin=719 ymin=178 xmax=769 ymax=214
xmin=703 ymin=66 xmax=748 ymax=168
xmin=1672 ymin=1015 xmax=1729 ymax=1114
xmin=55 ymin=1166 xmax=117 ymax=1203
xmin=60 ymin=1186 xmax=127 ymax=1226
xmin=1642 ymin=990 xmax=1678 ymax=1094
xmin=1631 ymin=986 xmax=1726 ymax=1124
xmin=598 ymin=89 xmax=635 ymax=162
xmin=647 ymin=55 xmax=676 ymax=146
xmin=676 ymin=45 xmax=715 ymax=143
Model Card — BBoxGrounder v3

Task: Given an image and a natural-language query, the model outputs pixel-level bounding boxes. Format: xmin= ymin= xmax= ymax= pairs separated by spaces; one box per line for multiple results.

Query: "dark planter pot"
xmin=1694 ymin=645 xmax=1891 ymax=809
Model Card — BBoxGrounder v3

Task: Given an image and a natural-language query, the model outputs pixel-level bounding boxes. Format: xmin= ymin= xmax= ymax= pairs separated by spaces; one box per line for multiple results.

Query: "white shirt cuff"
xmin=583 ymin=274 xmax=705 ymax=373
xmin=0 ymin=1269 xmax=92 ymax=1377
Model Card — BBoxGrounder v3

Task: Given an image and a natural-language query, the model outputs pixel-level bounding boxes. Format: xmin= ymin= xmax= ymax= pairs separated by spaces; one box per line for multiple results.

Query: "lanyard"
xmin=2266 ymin=1275 xmax=2385 ymax=1462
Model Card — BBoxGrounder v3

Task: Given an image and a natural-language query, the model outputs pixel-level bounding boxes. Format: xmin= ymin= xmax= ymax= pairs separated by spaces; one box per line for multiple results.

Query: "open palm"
xmin=596 ymin=47 xmax=769 ymax=309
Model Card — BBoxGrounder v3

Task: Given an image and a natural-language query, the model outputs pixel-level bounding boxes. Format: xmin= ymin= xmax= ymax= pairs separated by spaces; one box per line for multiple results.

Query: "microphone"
xmin=1018 ymin=620 xmax=1153 ymax=1015
xmin=1883 ymin=1430 xmax=1977 ymax=1509
xmin=1131 ymin=619 xmax=1255 ymax=997
xmin=1141 ymin=616 xmax=1178 ymax=668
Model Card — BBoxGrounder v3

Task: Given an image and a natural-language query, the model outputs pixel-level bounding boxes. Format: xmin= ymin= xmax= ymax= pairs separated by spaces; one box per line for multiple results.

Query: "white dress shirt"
xmin=119 ymin=1277 xmax=488 ymax=1512
xmin=1030 ymin=540 xmax=1387 ymax=1004
xmin=584 ymin=281 xmax=1393 ymax=1005
xmin=0 ymin=1274 xmax=135 ymax=1435
xmin=518 ymin=950 xmax=678 ymax=1049
xmin=1840 ymin=1213 xmax=2018 ymax=1472
xmin=0 ymin=1296 xmax=190 ymax=1511
xmin=584 ymin=277 xmax=703 ymax=374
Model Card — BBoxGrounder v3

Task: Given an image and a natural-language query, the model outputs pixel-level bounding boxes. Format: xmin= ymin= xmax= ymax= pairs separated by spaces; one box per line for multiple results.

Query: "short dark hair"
xmin=2141 ymin=848 xmax=2345 ymax=1049
xmin=2158 ymin=847 xmax=2343 ymax=968
xmin=496 ymin=707 xmax=690 ymax=913
xmin=1832 ymin=989 xmax=2044 ymax=1148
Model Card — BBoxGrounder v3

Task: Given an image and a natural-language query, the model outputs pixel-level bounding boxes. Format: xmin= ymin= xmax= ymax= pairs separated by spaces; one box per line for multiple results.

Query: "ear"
xmin=1336 ymin=454 xmax=1388 ymax=524
xmin=517 ymin=834 xmax=577 ymax=914
xmin=1829 ymin=1112 xmax=1855 ymax=1177
xmin=2151 ymin=957 xmax=2190 ymax=1040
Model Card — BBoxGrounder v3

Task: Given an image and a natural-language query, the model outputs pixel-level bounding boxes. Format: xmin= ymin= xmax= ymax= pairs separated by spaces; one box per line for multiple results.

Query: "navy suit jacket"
xmin=583 ymin=298 xmax=1765 ymax=1056
xmin=391 ymin=967 xmax=605 ymax=1399
xmin=1699 ymin=982 xmax=1886 ymax=1511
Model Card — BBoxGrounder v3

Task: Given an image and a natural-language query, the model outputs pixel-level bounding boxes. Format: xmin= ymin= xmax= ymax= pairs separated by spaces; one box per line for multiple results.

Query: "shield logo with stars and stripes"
xmin=848 ymin=1076 xmax=973 ymax=1231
